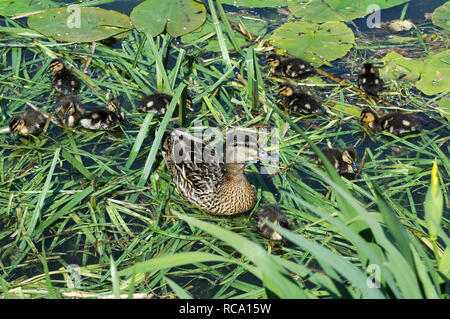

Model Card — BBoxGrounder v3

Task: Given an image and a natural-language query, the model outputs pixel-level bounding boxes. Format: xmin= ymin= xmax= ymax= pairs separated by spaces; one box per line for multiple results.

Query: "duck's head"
xmin=9 ymin=116 xmax=25 ymax=136
xmin=362 ymin=63 xmax=375 ymax=74
xmin=276 ymin=83 xmax=295 ymax=97
xmin=108 ymin=98 xmax=122 ymax=118
xmin=360 ymin=108 xmax=378 ymax=130
xmin=266 ymin=54 xmax=280 ymax=68
xmin=342 ymin=147 xmax=357 ymax=172
xmin=49 ymin=58 xmax=65 ymax=73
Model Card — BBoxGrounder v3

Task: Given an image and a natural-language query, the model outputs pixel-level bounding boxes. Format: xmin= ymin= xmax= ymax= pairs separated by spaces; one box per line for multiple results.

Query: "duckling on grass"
xmin=255 ymin=205 xmax=291 ymax=241
xmin=360 ymin=108 xmax=420 ymax=137
xmin=266 ymin=54 xmax=314 ymax=80
xmin=138 ymin=93 xmax=192 ymax=115
xmin=80 ymin=98 xmax=125 ymax=131
xmin=55 ymin=95 xmax=85 ymax=127
xmin=162 ymin=129 xmax=275 ymax=216
xmin=49 ymin=58 xmax=80 ymax=96
xmin=277 ymin=83 xmax=325 ymax=116
xmin=357 ymin=63 xmax=383 ymax=96
xmin=8 ymin=108 xmax=48 ymax=137
xmin=312 ymin=146 xmax=358 ymax=177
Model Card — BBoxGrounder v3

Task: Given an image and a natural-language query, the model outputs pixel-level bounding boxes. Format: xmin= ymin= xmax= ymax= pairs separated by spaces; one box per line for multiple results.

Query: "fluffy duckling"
xmin=255 ymin=205 xmax=291 ymax=241
xmin=277 ymin=83 xmax=325 ymax=116
xmin=80 ymin=98 xmax=125 ymax=131
xmin=55 ymin=95 xmax=85 ymax=127
xmin=49 ymin=58 xmax=80 ymax=96
xmin=357 ymin=63 xmax=383 ymax=96
xmin=266 ymin=54 xmax=314 ymax=79
xmin=162 ymin=129 xmax=275 ymax=215
xmin=9 ymin=109 xmax=47 ymax=137
xmin=360 ymin=108 xmax=420 ymax=137
xmin=312 ymin=147 xmax=357 ymax=176
xmin=138 ymin=93 xmax=192 ymax=115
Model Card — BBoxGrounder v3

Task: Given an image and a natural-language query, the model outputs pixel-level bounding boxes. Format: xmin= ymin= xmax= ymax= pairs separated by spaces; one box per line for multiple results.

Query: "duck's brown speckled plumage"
xmin=162 ymin=129 xmax=261 ymax=216
xmin=55 ymin=95 xmax=85 ymax=127
xmin=357 ymin=63 xmax=383 ymax=96
xmin=49 ymin=59 xmax=80 ymax=96
xmin=360 ymin=108 xmax=420 ymax=137
xmin=312 ymin=147 xmax=357 ymax=176
xmin=255 ymin=205 xmax=291 ymax=241
xmin=266 ymin=54 xmax=314 ymax=79
xmin=9 ymin=109 xmax=47 ymax=136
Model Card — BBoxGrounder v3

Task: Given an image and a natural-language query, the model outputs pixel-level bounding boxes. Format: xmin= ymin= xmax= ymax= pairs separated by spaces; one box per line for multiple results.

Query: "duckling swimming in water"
xmin=312 ymin=146 xmax=357 ymax=176
xmin=162 ymin=129 xmax=274 ymax=215
xmin=277 ymin=83 xmax=325 ymax=116
xmin=49 ymin=58 xmax=80 ymax=96
xmin=266 ymin=54 xmax=314 ymax=79
xmin=360 ymin=108 xmax=420 ymax=137
xmin=255 ymin=205 xmax=291 ymax=241
xmin=8 ymin=108 xmax=47 ymax=137
xmin=357 ymin=63 xmax=383 ymax=96
xmin=55 ymin=95 xmax=85 ymax=127
xmin=138 ymin=93 xmax=192 ymax=115
xmin=80 ymin=98 xmax=125 ymax=131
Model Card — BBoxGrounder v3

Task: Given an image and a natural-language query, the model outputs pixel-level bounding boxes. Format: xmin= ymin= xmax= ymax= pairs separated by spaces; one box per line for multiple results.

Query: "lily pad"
xmin=130 ymin=0 xmax=206 ymax=37
xmin=0 ymin=0 xmax=55 ymax=16
xmin=416 ymin=50 xmax=450 ymax=96
xmin=28 ymin=7 xmax=132 ymax=43
xmin=437 ymin=95 xmax=450 ymax=122
xmin=288 ymin=0 xmax=410 ymax=23
xmin=380 ymin=51 xmax=424 ymax=81
xmin=220 ymin=0 xmax=288 ymax=8
xmin=268 ymin=20 xmax=355 ymax=67
xmin=432 ymin=1 xmax=450 ymax=31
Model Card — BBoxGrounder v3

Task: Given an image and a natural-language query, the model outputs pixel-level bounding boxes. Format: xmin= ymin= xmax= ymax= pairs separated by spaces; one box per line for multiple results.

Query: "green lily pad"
xmin=416 ymin=50 xmax=450 ymax=96
xmin=432 ymin=1 xmax=450 ymax=30
xmin=28 ymin=7 xmax=132 ymax=43
xmin=0 ymin=0 xmax=55 ymax=16
xmin=130 ymin=0 xmax=206 ymax=37
xmin=287 ymin=0 xmax=410 ymax=23
xmin=220 ymin=0 xmax=288 ymax=8
xmin=437 ymin=95 xmax=450 ymax=122
xmin=380 ymin=51 xmax=424 ymax=81
xmin=268 ymin=20 xmax=355 ymax=67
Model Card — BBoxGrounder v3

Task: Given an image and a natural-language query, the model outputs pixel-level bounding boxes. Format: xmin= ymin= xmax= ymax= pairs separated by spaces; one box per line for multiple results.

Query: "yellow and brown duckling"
xmin=360 ymin=108 xmax=420 ymax=137
xmin=49 ymin=58 xmax=80 ymax=96
xmin=356 ymin=63 xmax=383 ymax=96
xmin=55 ymin=95 xmax=85 ymax=127
xmin=80 ymin=98 xmax=125 ymax=131
xmin=255 ymin=205 xmax=291 ymax=241
xmin=312 ymin=146 xmax=357 ymax=176
xmin=266 ymin=54 xmax=314 ymax=79
xmin=138 ymin=93 xmax=192 ymax=115
xmin=162 ymin=129 xmax=274 ymax=216
xmin=277 ymin=83 xmax=326 ymax=116
xmin=8 ymin=108 xmax=47 ymax=137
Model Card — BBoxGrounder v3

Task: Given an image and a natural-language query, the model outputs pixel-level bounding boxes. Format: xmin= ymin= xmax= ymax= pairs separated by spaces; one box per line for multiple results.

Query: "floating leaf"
xmin=28 ymin=7 xmax=132 ymax=43
xmin=220 ymin=0 xmax=288 ymax=7
xmin=437 ymin=95 xmax=450 ymax=122
xmin=432 ymin=1 xmax=450 ymax=30
xmin=130 ymin=0 xmax=206 ymax=37
xmin=380 ymin=51 xmax=424 ymax=81
xmin=288 ymin=0 xmax=411 ymax=23
xmin=268 ymin=20 xmax=355 ymax=67
xmin=0 ymin=0 xmax=55 ymax=16
xmin=415 ymin=50 xmax=450 ymax=96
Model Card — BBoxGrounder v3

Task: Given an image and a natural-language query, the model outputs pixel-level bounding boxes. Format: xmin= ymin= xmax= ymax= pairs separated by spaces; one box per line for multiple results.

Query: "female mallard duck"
xmin=357 ymin=63 xmax=383 ymax=96
xmin=49 ymin=58 xmax=80 ymax=96
xmin=360 ymin=108 xmax=420 ymax=137
xmin=312 ymin=146 xmax=357 ymax=176
xmin=162 ymin=129 xmax=274 ymax=215
xmin=255 ymin=205 xmax=291 ymax=241
xmin=80 ymin=98 xmax=125 ymax=131
xmin=266 ymin=54 xmax=314 ymax=79
xmin=8 ymin=108 xmax=47 ymax=137
xmin=55 ymin=95 xmax=85 ymax=127
xmin=277 ymin=83 xmax=326 ymax=116
xmin=138 ymin=93 xmax=192 ymax=115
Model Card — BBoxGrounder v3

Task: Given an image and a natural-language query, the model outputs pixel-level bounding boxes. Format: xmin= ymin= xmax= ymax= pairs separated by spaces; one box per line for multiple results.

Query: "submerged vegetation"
xmin=0 ymin=0 xmax=449 ymax=299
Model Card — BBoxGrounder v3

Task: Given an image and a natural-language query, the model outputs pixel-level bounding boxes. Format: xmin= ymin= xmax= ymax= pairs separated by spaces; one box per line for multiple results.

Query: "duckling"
xmin=161 ymin=129 xmax=275 ymax=215
xmin=312 ymin=147 xmax=357 ymax=176
xmin=360 ymin=108 xmax=420 ymax=137
xmin=49 ymin=58 xmax=80 ymax=96
xmin=277 ymin=83 xmax=325 ymax=116
xmin=266 ymin=54 xmax=314 ymax=79
xmin=8 ymin=108 xmax=47 ymax=137
xmin=356 ymin=63 xmax=383 ymax=96
xmin=80 ymin=98 xmax=125 ymax=131
xmin=138 ymin=93 xmax=192 ymax=115
xmin=255 ymin=205 xmax=291 ymax=241
xmin=55 ymin=95 xmax=85 ymax=127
